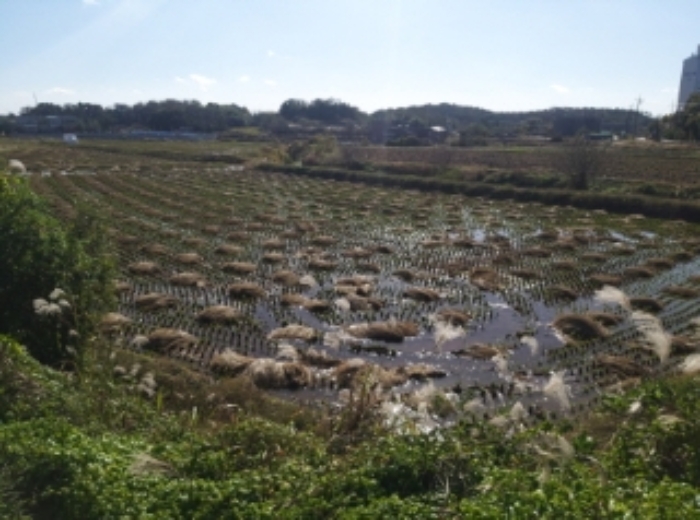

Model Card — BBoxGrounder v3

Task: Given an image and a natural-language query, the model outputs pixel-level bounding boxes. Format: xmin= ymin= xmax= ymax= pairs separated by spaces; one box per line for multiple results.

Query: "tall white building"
xmin=679 ymin=45 xmax=700 ymax=110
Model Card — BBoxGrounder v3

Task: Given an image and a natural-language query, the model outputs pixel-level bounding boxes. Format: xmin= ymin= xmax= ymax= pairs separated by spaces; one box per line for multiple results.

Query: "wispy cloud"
xmin=267 ymin=50 xmax=276 ymax=58
xmin=175 ymin=76 xmax=187 ymax=84
xmin=82 ymin=0 xmax=100 ymax=5
xmin=189 ymin=73 xmax=217 ymax=91
xmin=238 ymin=75 xmax=251 ymax=83
xmin=46 ymin=87 xmax=75 ymax=95
xmin=550 ymin=84 xmax=570 ymax=94
xmin=264 ymin=79 xmax=277 ymax=87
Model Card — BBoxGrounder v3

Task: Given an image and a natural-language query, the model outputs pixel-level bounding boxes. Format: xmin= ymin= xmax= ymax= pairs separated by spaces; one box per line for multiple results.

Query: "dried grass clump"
xmin=197 ymin=305 xmax=242 ymax=325
xmin=342 ymin=247 xmax=374 ymax=259
xmin=146 ymin=328 xmax=197 ymax=354
xmin=393 ymin=269 xmax=420 ymax=282
xmin=267 ymin=324 xmax=317 ymax=342
xmin=536 ymin=229 xmax=559 ymax=241
xmin=141 ymin=243 xmax=170 ymax=256
xmin=310 ymin=235 xmax=336 ymax=246
xmin=211 ymin=349 xmax=254 ymax=376
xmin=452 ymin=343 xmax=501 ymax=360
xmin=99 ymin=312 xmax=132 ymax=333
xmin=300 ymin=348 xmax=341 ymax=368
xmin=333 ymin=359 xmax=406 ymax=390
xmin=245 ymin=359 xmax=311 ymax=389
xmin=670 ymin=336 xmax=700 ymax=356
xmin=262 ymin=252 xmax=285 ymax=264
xmin=552 ymin=260 xmax=577 ymax=271
xmin=672 ymin=251 xmax=693 ymax=262
xmin=308 ymin=257 xmax=338 ymax=271
xmin=595 ymin=354 xmax=649 ymax=378
xmin=222 ymin=262 xmax=257 ymax=275
xmin=115 ymin=281 xmax=132 ymax=294
xmin=629 ymin=297 xmax=664 ymax=314
xmin=589 ymin=274 xmax=622 ymax=287
xmin=128 ymin=261 xmax=160 ymax=276
xmin=520 ymin=247 xmax=552 ymax=258
xmin=662 ymin=285 xmax=700 ymax=299
xmin=183 ymin=237 xmax=206 ymax=247
xmin=262 ymin=239 xmax=286 ymax=251
xmin=548 ymin=285 xmax=579 ymax=301
xmin=226 ymin=231 xmax=249 ymax=243
xmin=623 ymin=266 xmax=656 ymax=279
xmin=552 ymin=240 xmax=577 ymax=251
xmin=227 ymin=282 xmax=266 ymax=300
xmin=343 ymin=294 xmax=384 ymax=311
xmin=645 ymin=257 xmax=675 ymax=270
xmin=470 ymin=267 xmax=500 ymax=291
xmin=403 ymin=287 xmax=441 ymax=302
xmin=357 ymin=262 xmax=382 ymax=273
xmin=398 ymin=363 xmax=447 ymax=380
xmin=214 ymin=244 xmax=243 ymax=256
xmin=202 ymin=224 xmax=221 ymax=235
xmin=586 ymin=312 xmax=623 ymax=327
xmin=271 ymin=269 xmax=300 ymax=287
xmin=510 ymin=268 xmax=541 ymax=280
xmin=175 ymin=252 xmax=204 ymax=265
xmin=135 ymin=293 xmax=178 ymax=311
xmin=553 ymin=313 xmax=609 ymax=341
xmin=170 ymin=272 xmax=206 ymax=287
xmin=346 ymin=320 xmax=419 ymax=343
xmin=435 ymin=308 xmax=471 ymax=327
xmin=493 ymin=254 xmax=515 ymax=266
xmin=582 ymin=252 xmax=608 ymax=263
xmin=374 ymin=244 xmax=395 ymax=254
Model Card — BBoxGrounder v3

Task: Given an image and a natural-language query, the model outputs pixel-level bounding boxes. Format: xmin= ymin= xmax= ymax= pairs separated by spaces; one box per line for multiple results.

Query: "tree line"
xmin=0 ymin=97 xmax=657 ymax=139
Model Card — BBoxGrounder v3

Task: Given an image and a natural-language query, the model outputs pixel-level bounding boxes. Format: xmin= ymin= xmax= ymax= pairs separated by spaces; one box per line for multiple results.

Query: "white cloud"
xmin=267 ymin=50 xmax=276 ymax=58
xmin=82 ymin=0 xmax=99 ymax=5
xmin=189 ymin=73 xmax=217 ymax=91
xmin=550 ymin=84 xmax=570 ymax=94
xmin=239 ymin=75 xmax=251 ymax=83
xmin=46 ymin=87 xmax=75 ymax=95
xmin=264 ymin=79 xmax=277 ymax=87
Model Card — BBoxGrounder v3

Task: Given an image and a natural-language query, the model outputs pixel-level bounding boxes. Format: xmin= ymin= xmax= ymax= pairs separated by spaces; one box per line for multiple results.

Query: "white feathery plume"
xmin=520 ymin=335 xmax=539 ymax=356
xmin=543 ymin=371 xmax=571 ymax=412
xmin=630 ymin=311 xmax=671 ymax=362
xmin=595 ymin=285 xmax=630 ymax=310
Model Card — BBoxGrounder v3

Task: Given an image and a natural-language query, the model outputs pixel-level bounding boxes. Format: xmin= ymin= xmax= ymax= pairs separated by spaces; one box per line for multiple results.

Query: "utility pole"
xmin=633 ymin=96 xmax=643 ymax=136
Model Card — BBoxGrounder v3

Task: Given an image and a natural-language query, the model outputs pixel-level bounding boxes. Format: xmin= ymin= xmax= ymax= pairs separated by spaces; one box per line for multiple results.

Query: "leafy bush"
xmin=0 ymin=175 xmax=115 ymax=366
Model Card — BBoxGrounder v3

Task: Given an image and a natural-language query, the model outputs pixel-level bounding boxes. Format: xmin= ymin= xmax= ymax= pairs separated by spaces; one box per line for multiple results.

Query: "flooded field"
xmin=30 ymin=166 xmax=700 ymax=418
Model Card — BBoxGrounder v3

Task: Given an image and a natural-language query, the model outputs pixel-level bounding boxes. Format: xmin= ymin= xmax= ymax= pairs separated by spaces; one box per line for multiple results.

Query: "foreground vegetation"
xmin=3 ymin=333 xmax=700 ymax=518
xmin=4 ymin=139 xmax=700 ymax=517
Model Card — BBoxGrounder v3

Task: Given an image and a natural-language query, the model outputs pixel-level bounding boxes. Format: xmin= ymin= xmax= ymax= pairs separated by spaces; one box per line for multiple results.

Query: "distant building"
xmin=678 ymin=45 xmax=700 ymax=110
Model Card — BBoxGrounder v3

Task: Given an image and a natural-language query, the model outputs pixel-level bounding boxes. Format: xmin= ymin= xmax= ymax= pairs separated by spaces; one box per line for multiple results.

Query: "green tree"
xmin=0 ymin=175 xmax=115 ymax=367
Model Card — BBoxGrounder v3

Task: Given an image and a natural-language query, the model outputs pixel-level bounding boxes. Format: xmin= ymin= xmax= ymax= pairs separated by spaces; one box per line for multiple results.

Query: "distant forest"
xmin=0 ymin=97 xmax=658 ymax=141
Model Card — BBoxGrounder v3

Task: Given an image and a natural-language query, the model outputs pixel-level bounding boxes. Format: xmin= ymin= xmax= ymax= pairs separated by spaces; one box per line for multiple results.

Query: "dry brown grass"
xmin=221 ymin=261 xmax=257 ymax=275
xmin=134 ymin=292 xmax=179 ymax=311
xmin=594 ymin=354 xmax=649 ymax=378
xmin=623 ymin=266 xmax=656 ymax=279
xmin=211 ymin=348 xmax=254 ymax=376
xmin=435 ymin=308 xmax=471 ymax=326
xmin=510 ymin=268 xmax=541 ymax=280
xmin=140 ymin=243 xmax=170 ymax=256
xmin=227 ymin=282 xmax=266 ymax=299
xmin=553 ymin=313 xmax=609 ymax=341
xmin=175 ymin=253 xmax=204 ymax=265
xmin=548 ymin=285 xmax=579 ymax=301
xmin=629 ymin=296 xmax=664 ymax=313
xmin=271 ymin=270 xmax=300 ymax=286
xmin=589 ymin=274 xmax=622 ymax=287
xmin=403 ymin=287 xmax=441 ymax=302
xmin=146 ymin=328 xmax=198 ymax=354
xmin=662 ymin=285 xmax=700 ymax=299
xmin=262 ymin=252 xmax=286 ymax=264
xmin=346 ymin=320 xmax=420 ymax=343
xmin=128 ymin=261 xmax=160 ymax=276
xmin=196 ymin=305 xmax=242 ymax=325
xmin=267 ymin=324 xmax=317 ymax=342
xmin=214 ymin=244 xmax=243 ymax=256
xmin=99 ymin=312 xmax=132 ymax=333
xmin=169 ymin=272 xmax=206 ymax=287
xmin=452 ymin=343 xmax=501 ymax=359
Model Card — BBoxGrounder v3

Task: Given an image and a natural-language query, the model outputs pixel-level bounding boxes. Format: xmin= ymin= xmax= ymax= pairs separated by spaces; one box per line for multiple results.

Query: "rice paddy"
xmin=28 ymin=163 xmax=700 ymax=418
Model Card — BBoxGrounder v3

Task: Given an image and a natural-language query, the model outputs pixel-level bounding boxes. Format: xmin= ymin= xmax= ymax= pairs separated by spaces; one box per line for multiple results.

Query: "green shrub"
xmin=0 ymin=175 xmax=115 ymax=367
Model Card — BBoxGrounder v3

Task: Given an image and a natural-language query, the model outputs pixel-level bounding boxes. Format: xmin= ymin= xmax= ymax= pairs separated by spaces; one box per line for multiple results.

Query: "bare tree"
xmin=559 ymin=133 xmax=609 ymax=190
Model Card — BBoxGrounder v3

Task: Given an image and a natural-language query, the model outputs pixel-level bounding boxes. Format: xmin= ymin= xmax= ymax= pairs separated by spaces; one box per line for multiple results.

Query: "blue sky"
xmin=1 ymin=0 xmax=698 ymax=116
